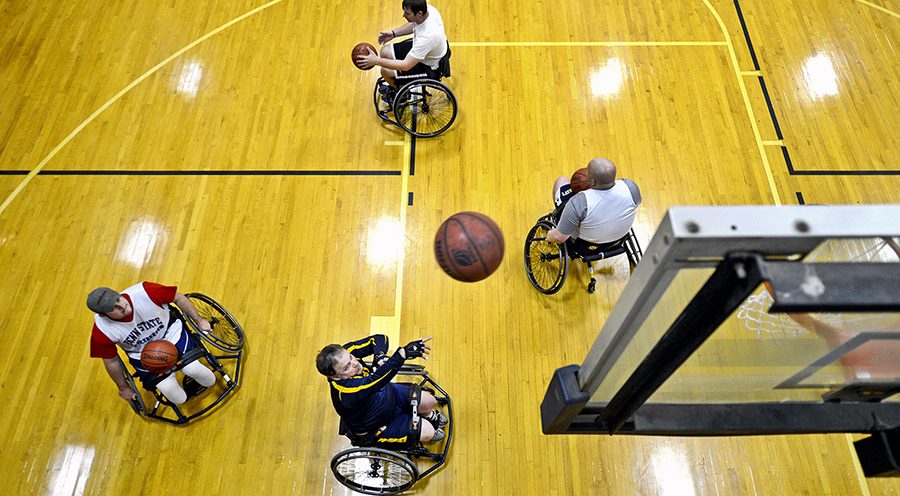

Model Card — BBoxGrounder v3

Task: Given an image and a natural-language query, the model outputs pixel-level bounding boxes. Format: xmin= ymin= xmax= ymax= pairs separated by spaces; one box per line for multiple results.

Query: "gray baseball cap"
xmin=87 ymin=287 xmax=120 ymax=313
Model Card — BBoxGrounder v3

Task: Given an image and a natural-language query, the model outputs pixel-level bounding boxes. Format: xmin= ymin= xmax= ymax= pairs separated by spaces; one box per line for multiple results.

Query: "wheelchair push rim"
xmin=184 ymin=293 xmax=245 ymax=352
xmin=393 ymin=80 xmax=457 ymax=138
xmin=331 ymin=447 xmax=419 ymax=495
xmin=524 ymin=219 xmax=568 ymax=294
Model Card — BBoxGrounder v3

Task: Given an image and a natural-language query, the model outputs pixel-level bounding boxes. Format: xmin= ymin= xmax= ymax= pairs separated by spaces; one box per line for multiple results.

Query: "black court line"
xmin=733 ymin=0 xmax=900 ymax=176
xmin=409 ymin=134 xmax=417 ymax=176
xmin=796 ymin=191 xmax=805 ymax=204
xmin=408 ymin=192 xmax=414 ymax=206
xmin=0 ymin=169 xmax=401 ymax=176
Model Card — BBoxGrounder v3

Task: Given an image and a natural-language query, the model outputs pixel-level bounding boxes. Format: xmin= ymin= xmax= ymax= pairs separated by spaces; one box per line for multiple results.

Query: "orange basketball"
xmin=570 ymin=167 xmax=591 ymax=193
xmin=352 ymin=42 xmax=377 ymax=70
xmin=140 ymin=340 xmax=179 ymax=374
xmin=434 ymin=212 xmax=505 ymax=282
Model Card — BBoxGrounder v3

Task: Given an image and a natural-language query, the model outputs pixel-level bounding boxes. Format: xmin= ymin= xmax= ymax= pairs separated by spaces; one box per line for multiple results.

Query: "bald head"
xmin=587 ymin=158 xmax=617 ymax=189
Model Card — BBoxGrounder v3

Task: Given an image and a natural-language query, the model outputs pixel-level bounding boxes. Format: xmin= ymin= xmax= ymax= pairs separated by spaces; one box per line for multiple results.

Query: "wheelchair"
xmin=330 ymin=364 xmax=452 ymax=495
xmin=524 ymin=212 xmax=643 ymax=294
xmin=117 ymin=293 xmax=245 ymax=425
xmin=373 ymin=44 xmax=457 ymax=138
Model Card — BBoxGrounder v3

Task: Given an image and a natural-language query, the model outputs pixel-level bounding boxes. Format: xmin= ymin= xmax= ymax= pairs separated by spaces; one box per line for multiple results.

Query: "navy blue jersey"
xmin=328 ymin=335 xmax=406 ymax=431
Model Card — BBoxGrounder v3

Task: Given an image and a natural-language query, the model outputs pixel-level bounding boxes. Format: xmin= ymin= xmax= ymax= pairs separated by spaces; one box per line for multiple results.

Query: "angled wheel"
xmin=524 ymin=220 xmax=568 ymax=294
xmin=331 ymin=447 xmax=419 ymax=495
xmin=394 ymin=80 xmax=457 ymax=138
xmin=183 ymin=293 xmax=245 ymax=352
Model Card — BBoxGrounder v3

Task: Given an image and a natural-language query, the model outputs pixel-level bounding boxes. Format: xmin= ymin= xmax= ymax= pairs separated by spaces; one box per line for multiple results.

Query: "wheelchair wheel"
xmin=394 ymin=80 xmax=457 ymax=138
xmin=524 ymin=220 xmax=568 ymax=294
xmin=331 ymin=447 xmax=419 ymax=495
xmin=184 ymin=293 xmax=245 ymax=352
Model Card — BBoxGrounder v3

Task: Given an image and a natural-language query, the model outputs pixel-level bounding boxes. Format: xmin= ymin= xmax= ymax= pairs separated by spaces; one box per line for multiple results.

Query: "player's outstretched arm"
xmin=174 ymin=292 xmax=211 ymax=333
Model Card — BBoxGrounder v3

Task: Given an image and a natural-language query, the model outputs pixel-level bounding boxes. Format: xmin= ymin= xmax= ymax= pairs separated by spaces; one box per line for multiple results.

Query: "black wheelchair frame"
xmin=372 ymin=44 xmax=457 ymax=138
xmin=330 ymin=364 xmax=452 ymax=495
xmin=524 ymin=212 xmax=643 ymax=294
xmin=118 ymin=293 xmax=245 ymax=425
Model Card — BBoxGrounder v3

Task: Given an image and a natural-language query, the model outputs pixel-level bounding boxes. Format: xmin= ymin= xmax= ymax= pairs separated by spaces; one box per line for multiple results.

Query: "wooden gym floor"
xmin=1 ymin=0 xmax=898 ymax=494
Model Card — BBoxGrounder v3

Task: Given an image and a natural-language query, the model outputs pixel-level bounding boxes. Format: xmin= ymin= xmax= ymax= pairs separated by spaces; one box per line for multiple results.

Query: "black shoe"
xmin=424 ymin=410 xmax=448 ymax=428
xmin=182 ymin=376 xmax=208 ymax=398
xmin=429 ymin=428 xmax=446 ymax=443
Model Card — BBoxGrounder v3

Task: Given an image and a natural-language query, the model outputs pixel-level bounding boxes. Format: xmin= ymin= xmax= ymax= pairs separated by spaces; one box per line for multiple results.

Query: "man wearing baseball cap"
xmin=87 ymin=282 xmax=216 ymax=405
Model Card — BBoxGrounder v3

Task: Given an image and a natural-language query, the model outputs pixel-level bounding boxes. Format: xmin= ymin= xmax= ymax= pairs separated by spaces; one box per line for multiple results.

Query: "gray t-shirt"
xmin=558 ymin=179 xmax=641 ymax=243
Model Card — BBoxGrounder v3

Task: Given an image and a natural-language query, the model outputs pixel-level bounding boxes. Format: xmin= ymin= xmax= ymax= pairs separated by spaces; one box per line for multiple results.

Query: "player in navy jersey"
xmin=317 ymin=334 xmax=448 ymax=445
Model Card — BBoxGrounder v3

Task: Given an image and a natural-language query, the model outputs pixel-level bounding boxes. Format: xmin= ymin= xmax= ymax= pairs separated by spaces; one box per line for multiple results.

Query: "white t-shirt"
xmin=93 ymin=283 xmax=183 ymax=359
xmin=558 ymin=179 xmax=641 ymax=244
xmin=409 ymin=6 xmax=447 ymax=70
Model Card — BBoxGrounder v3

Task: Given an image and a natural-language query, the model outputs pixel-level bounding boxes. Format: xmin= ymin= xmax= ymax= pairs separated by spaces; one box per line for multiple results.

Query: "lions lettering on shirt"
xmin=93 ymin=282 xmax=182 ymax=360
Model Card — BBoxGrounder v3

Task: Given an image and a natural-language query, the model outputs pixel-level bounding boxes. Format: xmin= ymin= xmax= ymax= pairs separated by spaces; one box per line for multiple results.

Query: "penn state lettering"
xmin=122 ymin=317 xmax=165 ymax=347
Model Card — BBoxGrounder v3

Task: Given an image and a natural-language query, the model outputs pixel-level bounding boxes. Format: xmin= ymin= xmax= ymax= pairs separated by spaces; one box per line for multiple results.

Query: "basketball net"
xmin=736 ymin=238 xmax=900 ymax=338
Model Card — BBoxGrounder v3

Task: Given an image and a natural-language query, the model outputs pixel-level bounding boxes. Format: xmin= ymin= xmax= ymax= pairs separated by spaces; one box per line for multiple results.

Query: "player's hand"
xmin=119 ymin=386 xmax=137 ymax=401
xmin=377 ymin=31 xmax=394 ymax=45
xmin=356 ymin=47 xmax=378 ymax=70
xmin=402 ymin=337 xmax=432 ymax=360
xmin=197 ymin=318 xmax=212 ymax=335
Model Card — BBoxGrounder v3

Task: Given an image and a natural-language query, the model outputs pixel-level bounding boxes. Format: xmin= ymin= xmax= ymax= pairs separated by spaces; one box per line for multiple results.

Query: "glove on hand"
xmin=403 ymin=340 xmax=428 ymax=359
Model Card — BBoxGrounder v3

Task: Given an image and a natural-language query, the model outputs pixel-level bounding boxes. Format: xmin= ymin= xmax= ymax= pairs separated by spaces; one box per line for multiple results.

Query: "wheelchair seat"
xmin=330 ymin=367 xmax=452 ymax=495
xmin=436 ymin=43 xmax=451 ymax=79
xmin=119 ymin=293 xmax=245 ymax=424
xmin=371 ymin=42 xmax=457 ymax=138
xmin=525 ymin=216 xmax=642 ymax=294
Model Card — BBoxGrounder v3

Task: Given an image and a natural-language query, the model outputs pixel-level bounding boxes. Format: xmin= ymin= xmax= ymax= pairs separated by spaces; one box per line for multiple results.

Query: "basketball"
xmin=140 ymin=340 xmax=179 ymax=374
xmin=352 ymin=42 xmax=377 ymax=70
xmin=434 ymin=212 xmax=505 ymax=282
xmin=570 ymin=167 xmax=591 ymax=193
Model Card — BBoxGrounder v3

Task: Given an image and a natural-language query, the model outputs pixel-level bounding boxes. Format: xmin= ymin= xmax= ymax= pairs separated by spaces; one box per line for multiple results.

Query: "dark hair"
xmin=316 ymin=344 xmax=344 ymax=376
xmin=402 ymin=0 xmax=427 ymax=16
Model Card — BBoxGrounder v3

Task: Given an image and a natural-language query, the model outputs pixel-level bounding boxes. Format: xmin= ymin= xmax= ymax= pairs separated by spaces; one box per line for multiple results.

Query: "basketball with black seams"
xmin=570 ymin=167 xmax=591 ymax=193
xmin=352 ymin=42 xmax=377 ymax=70
xmin=140 ymin=340 xmax=179 ymax=374
xmin=434 ymin=212 xmax=505 ymax=282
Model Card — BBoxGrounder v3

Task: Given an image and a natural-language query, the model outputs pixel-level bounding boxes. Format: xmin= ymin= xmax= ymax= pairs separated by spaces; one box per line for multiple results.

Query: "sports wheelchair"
xmin=330 ymin=364 xmax=452 ymax=495
xmin=116 ymin=293 xmax=245 ymax=424
xmin=373 ymin=44 xmax=457 ymax=138
xmin=524 ymin=212 xmax=642 ymax=294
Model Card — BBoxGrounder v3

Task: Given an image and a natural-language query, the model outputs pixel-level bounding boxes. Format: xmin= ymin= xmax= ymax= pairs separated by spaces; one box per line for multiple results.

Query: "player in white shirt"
xmin=356 ymin=0 xmax=448 ymax=92
xmin=548 ymin=158 xmax=642 ymax=247
xmin=88 ymin=282 xmax=217 ymax=405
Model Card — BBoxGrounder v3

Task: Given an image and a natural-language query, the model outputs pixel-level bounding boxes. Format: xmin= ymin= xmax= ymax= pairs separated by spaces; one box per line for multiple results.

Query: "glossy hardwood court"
xmin=1 ymin=0 xmax=898 ymax=494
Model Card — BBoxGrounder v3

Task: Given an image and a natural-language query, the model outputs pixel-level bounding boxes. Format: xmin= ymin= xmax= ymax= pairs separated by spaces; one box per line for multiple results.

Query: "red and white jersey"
xmin=90 ymin=282 xmax=182 ymax=360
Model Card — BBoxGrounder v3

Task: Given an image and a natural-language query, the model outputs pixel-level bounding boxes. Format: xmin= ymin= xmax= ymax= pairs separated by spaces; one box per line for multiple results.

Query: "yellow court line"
xmin=846 ymin=434 xmax=872 ymax=496
xmin=451 ymin=41 xmax=727 ymax=47
xmin=369 ymin=133 xmax=411 ymax=346
xmin=0 ymin=0 xmax=285 ymax=218
xmin=701 ymin=0 xmax=781 ymax=205
xmin=857 ymin=0 xmax=900 ymax=19
xmin=762 ymin=140 xmax=785 ymax=146
xmin=740 ymin=70 xmax=762 ymax=76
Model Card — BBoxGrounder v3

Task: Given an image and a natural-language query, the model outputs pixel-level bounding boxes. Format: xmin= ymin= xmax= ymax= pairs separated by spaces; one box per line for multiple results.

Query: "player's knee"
xmin=183 ymin=361 xmax=216 ymax=387
xmin=382 ymin=44 xmax=395 ymax=59
xmin=419 ymin=391 xmax=437 ymax=412
xmin=157 ymin=376 xmax=188 ymax=405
